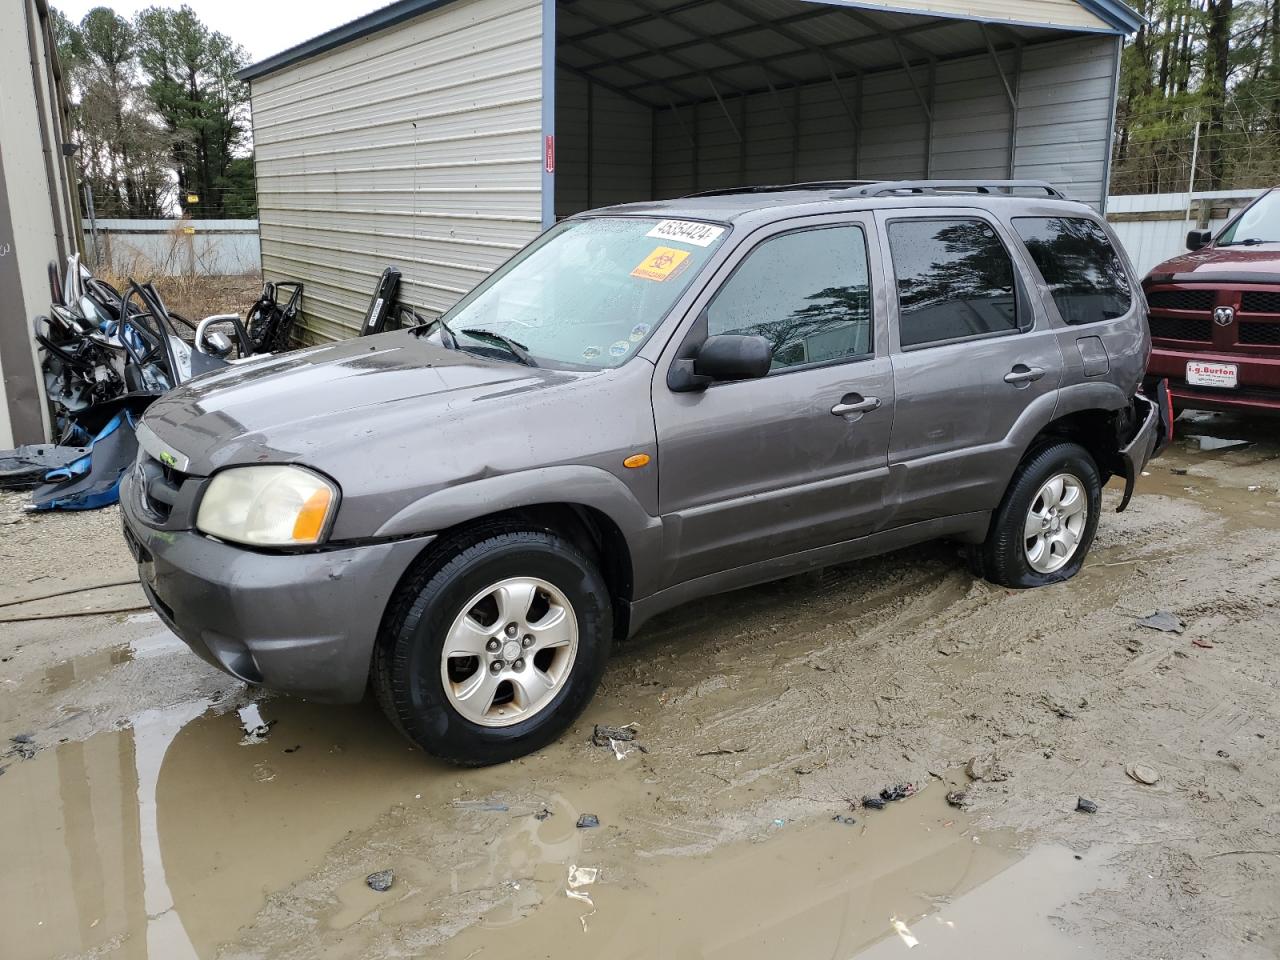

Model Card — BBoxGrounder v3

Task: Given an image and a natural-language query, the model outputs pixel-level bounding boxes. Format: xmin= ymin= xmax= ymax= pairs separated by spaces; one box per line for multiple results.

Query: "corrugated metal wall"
xmin=1012 ymin=35 xmax=1119 ymax=208
xmin=250 ymin=0 xmax=545 ymax=341
xmin=638 ymin=34 xmax=1116 ymax=211
xmin=555 ymin=70 xmax=652 ymax=218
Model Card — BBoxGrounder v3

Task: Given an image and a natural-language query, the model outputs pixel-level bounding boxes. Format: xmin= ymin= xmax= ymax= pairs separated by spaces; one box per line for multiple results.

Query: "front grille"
xmin=137 ymin=449 xmax=187 ymax=522
xmin=1241 ymin=291 xmax=1280 ymax=314
xmin=1240 ymin=322 xmax=1280 ymax=346
xmin=1147 ymin=289 xmax=1214 ymax=311
xmin=1149 ymin=316 xmax=1213 ymax=341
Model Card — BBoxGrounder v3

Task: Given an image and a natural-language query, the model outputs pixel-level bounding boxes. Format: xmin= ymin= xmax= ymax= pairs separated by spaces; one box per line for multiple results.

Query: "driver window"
xmin=706 ymin=225 xmax=873 ymax=372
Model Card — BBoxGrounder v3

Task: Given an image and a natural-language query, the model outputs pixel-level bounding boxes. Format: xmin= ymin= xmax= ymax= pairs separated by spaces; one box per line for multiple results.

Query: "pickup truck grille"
xmin=1241 ymin=322 xmax=1280 ymax=346
xmin=1146 ymin=282 xmax=1280 ymax=353
xmin=1148 ymin=316 xmax=1212 ymax=342
xmin=1147 ymin=289 xmax=1214 ymax=311
xmin=1242 ymin=291 xmax=1280 ymax=314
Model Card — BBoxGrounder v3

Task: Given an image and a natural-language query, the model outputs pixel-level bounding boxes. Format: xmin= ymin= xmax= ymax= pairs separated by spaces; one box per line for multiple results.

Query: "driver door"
xmin=651 ymin=215 xmax=895 ymax=588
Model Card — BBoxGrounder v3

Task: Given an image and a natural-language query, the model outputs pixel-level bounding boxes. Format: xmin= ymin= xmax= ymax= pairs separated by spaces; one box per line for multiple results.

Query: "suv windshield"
xmin=438 ymin=216 xmax=728 ymax=369
xmin=1217 ymin=190 xmax=1280 ymax=245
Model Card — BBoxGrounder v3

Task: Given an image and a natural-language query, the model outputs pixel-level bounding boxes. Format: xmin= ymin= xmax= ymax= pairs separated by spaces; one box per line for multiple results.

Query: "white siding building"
xmin=0 ymin=0 xmax=79 ymax=447
xmin=239 ymin=0 xmax=1142 ymax=343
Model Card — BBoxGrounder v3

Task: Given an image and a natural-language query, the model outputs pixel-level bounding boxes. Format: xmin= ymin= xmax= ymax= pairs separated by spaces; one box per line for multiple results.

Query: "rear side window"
xmin=888 ymin=219 xmax=1019 ymax=348
xmin=1013 ymin=217 xmax=1132 ymax=325
xmin=707 ymin=225 xmax=872 ymax=372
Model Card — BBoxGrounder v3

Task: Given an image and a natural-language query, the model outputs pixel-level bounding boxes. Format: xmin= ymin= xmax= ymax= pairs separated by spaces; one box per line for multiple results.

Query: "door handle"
xmin=1004 ymin=364 xmax=1046 ymax=385
xmin=831 ymin=395 xmax=881 ymax=417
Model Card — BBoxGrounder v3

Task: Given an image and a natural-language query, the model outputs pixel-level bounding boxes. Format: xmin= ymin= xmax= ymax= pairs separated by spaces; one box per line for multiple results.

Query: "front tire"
xmin=373 ymin=529 xmax=612 ymax=766
xmin=974 ymin=441 xmax=1101 ymax=588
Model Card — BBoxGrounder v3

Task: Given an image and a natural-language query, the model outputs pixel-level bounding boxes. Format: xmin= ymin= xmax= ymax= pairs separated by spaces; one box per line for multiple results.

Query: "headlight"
xmin=196 ymin=465 xmax=339 ymax=547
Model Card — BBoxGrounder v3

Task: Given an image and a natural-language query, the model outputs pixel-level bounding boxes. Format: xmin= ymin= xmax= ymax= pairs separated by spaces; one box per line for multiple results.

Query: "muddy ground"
xmin=1 ymin=411 xmax=1277 ymax=960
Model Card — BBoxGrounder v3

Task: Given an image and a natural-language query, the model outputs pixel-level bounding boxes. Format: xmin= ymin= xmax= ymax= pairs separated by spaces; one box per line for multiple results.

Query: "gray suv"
xmin=121 ymin=180 xmax=1162 ymax=765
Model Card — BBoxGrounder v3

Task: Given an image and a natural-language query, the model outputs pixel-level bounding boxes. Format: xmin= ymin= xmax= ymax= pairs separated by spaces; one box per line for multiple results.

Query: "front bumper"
xmin=120 ymin=471 xmax=433 ymax=703
xmin=1114 ymin=392 xmax=1162 ymax=513
xmin=1148 ymin=345 xmax=1280 ymax=415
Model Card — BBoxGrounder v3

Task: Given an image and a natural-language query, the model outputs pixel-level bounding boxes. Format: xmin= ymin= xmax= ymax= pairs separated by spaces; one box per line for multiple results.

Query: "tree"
xmin=57 ymin=6 xmax=174 ymax=217
xmin=1112 ymin=0 xmax=1280 ymax=194
xmin=134 ymin=5 xmax=254 ymax=218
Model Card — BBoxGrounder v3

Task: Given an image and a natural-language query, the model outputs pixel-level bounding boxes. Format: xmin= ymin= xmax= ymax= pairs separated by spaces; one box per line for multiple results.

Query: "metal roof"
xmin=238 ymin=0 xmax=1141 ymax=84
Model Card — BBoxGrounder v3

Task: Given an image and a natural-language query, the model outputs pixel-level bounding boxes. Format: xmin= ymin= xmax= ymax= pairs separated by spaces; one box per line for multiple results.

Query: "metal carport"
xmin=239 ymin=0 xmax=1141 ymax=342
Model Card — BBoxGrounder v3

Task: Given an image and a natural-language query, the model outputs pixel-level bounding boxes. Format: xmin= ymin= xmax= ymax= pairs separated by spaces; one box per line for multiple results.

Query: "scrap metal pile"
xmin=0 ymin=256 xmax=302 ymax=510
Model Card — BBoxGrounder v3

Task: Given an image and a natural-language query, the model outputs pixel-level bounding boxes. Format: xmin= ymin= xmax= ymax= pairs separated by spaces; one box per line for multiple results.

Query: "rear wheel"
xmin=373 ymin=529 xmax=612 ymax=765
xmin=973 ymin=441 xmax=1101 ymax=588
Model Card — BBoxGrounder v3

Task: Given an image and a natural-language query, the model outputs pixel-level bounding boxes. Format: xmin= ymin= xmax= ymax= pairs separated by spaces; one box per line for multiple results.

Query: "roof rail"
xmin=839 ymin=179 xmax=1066 ymax=200
xmin=685 ymin=180 xmax=877 ymax=198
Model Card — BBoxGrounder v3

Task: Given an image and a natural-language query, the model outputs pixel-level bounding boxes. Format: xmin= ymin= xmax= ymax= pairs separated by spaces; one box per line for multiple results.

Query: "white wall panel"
xmin=1014 ymin=34 xmax=1118 ymax=209
xmin=250 ymin=0 xmax=544 ymax=341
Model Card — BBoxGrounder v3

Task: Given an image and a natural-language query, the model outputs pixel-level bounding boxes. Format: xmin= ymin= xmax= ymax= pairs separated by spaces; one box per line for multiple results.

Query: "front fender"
xmin=374 ymin=464 xmax=666 ymax=597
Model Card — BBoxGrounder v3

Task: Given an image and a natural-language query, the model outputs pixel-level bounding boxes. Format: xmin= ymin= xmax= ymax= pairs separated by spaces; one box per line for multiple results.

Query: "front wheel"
xmin=372 ymin=529 xmax=612 ymax=765
xmin=973 ymin=441 xmax=1102 ymax=588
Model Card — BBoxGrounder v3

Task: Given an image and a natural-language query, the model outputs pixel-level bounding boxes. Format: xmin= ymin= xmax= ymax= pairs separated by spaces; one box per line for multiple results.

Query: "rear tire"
xmin=975 ymin=441 xmax=1101 ymax=588
xmin=372 ymin=528 xmax=612 ymax=766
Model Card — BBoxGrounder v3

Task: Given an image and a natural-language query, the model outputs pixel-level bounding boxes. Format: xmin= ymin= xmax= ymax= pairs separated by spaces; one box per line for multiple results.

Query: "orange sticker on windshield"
xmin=631 ymin=246 xmax=691 ymax=282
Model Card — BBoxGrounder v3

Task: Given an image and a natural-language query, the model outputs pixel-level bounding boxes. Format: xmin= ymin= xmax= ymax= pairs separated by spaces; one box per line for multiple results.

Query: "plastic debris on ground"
xmin=591 ymin=722 xmax=646 ymax=760
xmin=366 ymin=870 xmax=394 ymax=892
xmin=945 ymin=790 xmax=969 ymax=809
xmin=576 ymin=814 xmax=600 ymax=829
xmin=1137 ymin=610 xmax=1185 ymax=634
xmin=1125 ymin=763 xmax=1160 ymax=785
xmin=0 ymin=445 xmax=88 ymax=490
xmin=451 ymin=798 xmax=511 ymax=813
xmin=1076 ymin=797 xmax=1099 ymax=813
xmin=832 ymin=815 xmax=857 ymax=826
xmin=862 ymin=783 xmax=917 ymax=811
xmin=565 ymin=865 xmax=599 ymax=906
xmin=7 ymin=734 xmax=37 ymax=761
xmin=237 ymin=703 xmax=273 ymax=745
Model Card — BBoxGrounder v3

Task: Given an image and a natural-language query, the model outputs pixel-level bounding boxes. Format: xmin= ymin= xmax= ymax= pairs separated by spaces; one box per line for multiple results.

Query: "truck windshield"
xmin=1218 ymin=190 xmax=1280 ymax=246
xmin=439 ymin=216 xmax=728 ymax=369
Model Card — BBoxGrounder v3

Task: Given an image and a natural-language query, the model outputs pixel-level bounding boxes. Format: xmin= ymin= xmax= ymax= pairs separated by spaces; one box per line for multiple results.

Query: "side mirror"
xmin=669 ymin=334 xmax=772 ymax=392
xmin=1186 ymin=229 xmax=1213 ymax=251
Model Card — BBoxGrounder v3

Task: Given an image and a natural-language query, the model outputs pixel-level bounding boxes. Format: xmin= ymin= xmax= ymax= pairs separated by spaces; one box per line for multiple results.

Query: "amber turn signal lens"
xmin=623 ymin=454 xmax=651 ymax=469
xmin=292 ymin=488 xmax=333 ymax=542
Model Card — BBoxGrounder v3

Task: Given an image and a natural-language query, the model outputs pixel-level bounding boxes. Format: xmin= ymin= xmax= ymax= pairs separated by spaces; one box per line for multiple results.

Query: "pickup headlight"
xmin=196 ymin=465 xmax=339 ymax=547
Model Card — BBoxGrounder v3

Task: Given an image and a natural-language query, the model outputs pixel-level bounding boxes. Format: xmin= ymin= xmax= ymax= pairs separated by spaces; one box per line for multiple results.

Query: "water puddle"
xmin=0 ymin=694 xmax=1119 ymax=960
xmin=437 ymin=784 xmax=1108 ymax=960
xmin=0 ymin=697 xmax=450 ymax=960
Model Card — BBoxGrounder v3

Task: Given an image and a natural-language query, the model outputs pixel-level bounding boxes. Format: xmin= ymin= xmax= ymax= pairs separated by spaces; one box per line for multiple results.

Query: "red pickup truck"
xmin=1143 ymin=188 xmax=1280 ymax=415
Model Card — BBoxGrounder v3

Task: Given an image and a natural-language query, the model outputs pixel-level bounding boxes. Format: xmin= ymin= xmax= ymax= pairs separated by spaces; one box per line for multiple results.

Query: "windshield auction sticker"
xmin=632 ymin=246 xmax=691 ymax=282
xmin=646 ymin=220 xmax=725 ymax=247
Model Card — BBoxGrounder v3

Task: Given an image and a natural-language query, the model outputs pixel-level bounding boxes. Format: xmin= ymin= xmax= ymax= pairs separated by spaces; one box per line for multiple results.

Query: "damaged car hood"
xmin=140 ymin=330 xmax=589 ymax=474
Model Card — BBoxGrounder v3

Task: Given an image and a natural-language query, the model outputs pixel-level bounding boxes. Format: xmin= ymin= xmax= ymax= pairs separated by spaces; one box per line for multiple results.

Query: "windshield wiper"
xmin=434 ymin=316 xmax=459 ymax=349
xmin=459 ymin=328 xmax=537 ymax=367
xmin=1220 ymin=238 xmax=1272 ymax=246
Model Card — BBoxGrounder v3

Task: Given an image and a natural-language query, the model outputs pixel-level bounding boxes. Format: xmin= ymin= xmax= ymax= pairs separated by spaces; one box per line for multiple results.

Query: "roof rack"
xmin=839 ymin=179 xmax=1066 ymax=200
xmin=686 ymin=180 xmax=877 ymax=198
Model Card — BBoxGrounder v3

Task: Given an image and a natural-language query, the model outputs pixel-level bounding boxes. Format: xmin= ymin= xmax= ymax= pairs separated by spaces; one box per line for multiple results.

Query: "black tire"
xmin=973 ymin=441 xmax=1102 ymax=589
xmin=372 ymin=527 xmax=612 ymax=766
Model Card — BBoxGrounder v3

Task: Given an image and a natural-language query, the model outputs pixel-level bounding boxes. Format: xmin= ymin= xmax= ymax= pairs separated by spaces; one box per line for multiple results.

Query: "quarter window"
xmin=707 ymin=225 xmax=872 ymax=372
xmin=888 ymin=218 xmax=1020 ymax=348
xmin=1013 ymin=217 xmax=1132 ymax=325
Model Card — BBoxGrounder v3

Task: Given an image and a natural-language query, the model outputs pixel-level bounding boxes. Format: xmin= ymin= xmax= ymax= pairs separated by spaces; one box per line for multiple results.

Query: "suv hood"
xmin=141 ymin=330 xmax=587 ymax=474
xmin=1146 ymin=243 xmax=1280 ymax=282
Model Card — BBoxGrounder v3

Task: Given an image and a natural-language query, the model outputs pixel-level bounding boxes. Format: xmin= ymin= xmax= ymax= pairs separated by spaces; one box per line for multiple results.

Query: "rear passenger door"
xmin=878 ymin=210 xmax=1065 ymax=525
xmin=1009 ymin=215 xmax=1141 ymax=393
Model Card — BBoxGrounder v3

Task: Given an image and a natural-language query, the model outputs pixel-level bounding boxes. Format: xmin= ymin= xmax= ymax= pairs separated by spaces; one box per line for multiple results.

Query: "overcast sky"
xmin=55 ymin=0 xmax=390 ymax=63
